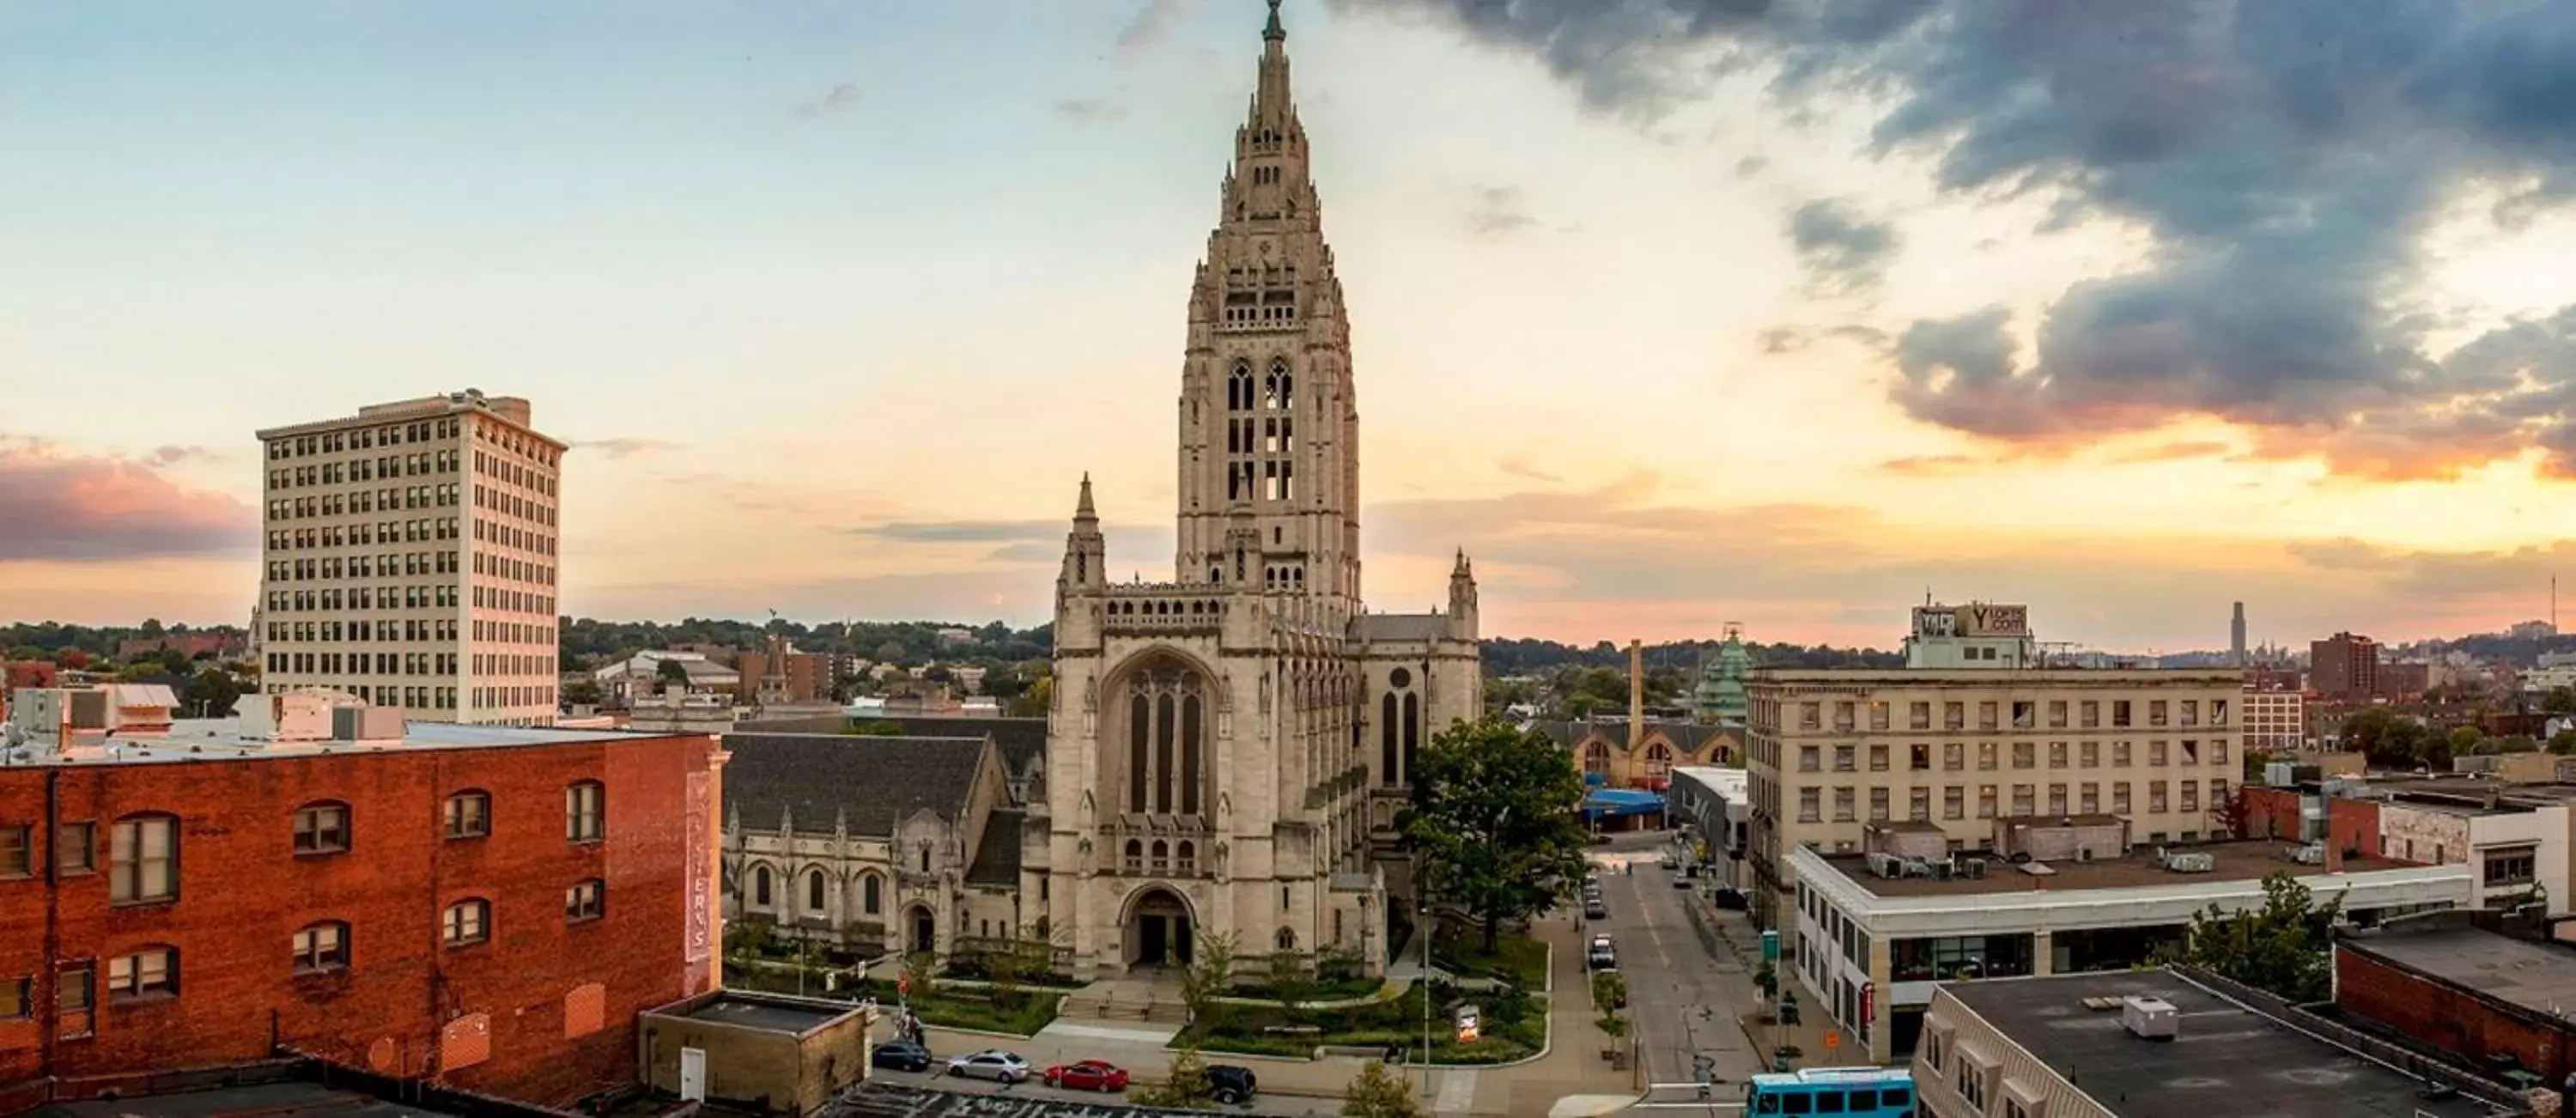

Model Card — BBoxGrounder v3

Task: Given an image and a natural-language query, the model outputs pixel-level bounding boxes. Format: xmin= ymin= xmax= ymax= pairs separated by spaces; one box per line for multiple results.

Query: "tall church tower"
xmin=1174 ymin=0 xmax=1360 ymax=623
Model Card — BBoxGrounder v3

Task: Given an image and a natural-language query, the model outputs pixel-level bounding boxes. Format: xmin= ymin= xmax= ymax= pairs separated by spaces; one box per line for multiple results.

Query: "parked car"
xmin=1587 ymin=934 xmax=1618 ymax=971
xmin=1583 ymin=896 xmax=1608 ymax=920
xmin=945 ymin=1049 xmax=1032 ymax=1083
xmin=1671 ymin=872 xmax=1694 ymax=890
xmin=872 ymin=1039 xmax=934 ymax=1072
xmin=1205 ymin=1064 xmax=1260 ymax=1105
xmin=1044 ymin=1060 xmax=1131 ymax=1091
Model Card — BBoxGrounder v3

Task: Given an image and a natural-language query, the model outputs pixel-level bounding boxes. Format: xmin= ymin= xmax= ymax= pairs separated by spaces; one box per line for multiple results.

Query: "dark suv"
xmin=1205 ymin=1064 xmax=1259 ymax=1105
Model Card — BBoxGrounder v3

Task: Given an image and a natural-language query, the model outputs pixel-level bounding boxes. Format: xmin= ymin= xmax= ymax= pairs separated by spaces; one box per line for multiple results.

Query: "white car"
xmin=945 ymin=1049 xmax=1032 ymax=1084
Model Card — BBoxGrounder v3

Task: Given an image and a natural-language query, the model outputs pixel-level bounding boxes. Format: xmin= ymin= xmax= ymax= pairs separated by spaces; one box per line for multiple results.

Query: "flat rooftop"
xmin=2341 ymin=922 xmax=2576 ymax=1020
xmin=31 ymin=1082 xmax=507 ymax=1118
xmin=668 ymin=993 xmax=855 ymax=1034
xmin=1822 ymin=840 xmax=2411 ymax=898
xmin=1946 ymin=971 xmax=2500 ymax=1118
xmin=7 ymin=716 xmax=684 ymax=768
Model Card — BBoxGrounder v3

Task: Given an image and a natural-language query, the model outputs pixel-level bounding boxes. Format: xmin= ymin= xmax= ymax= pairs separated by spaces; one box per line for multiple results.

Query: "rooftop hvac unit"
xmin=2166 ymin=853 xmax=2217 ymax=873
xmin=2287 ymin=842 xmax=2325 ymax=866
xmin=1866 ymin=853 xmax=1901 ymax=879
xmin=1965 ymin=859 xmax=1989 ymax=879
xmin=2076 ymin=848 xmax=2094 ymax=862
xmin=1905 ymin=858 xmax=1937 ymax=878
xmin=2121 ymin=996 xmax=2178 ymax=1041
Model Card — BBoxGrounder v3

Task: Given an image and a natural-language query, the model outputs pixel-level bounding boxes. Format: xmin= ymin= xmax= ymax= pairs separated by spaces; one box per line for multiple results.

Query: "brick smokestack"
xmin=1628 ymin=640 xmax=1644 ymax=754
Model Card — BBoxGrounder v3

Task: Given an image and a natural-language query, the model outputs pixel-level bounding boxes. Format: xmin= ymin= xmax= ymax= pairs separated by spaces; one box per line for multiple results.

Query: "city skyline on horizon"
xmin=9 ymin=2 xmax=2576 ymax=648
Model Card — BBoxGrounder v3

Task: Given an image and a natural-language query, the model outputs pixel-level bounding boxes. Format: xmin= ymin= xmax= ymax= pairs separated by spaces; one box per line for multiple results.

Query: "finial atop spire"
xmin=1452 ymin=547 xmax=1472 ymax=576
xmin=1075 ymin=472 xmax=1097 ymax=522
xmin=1264 ymin=0 xmax=1285 ymax=42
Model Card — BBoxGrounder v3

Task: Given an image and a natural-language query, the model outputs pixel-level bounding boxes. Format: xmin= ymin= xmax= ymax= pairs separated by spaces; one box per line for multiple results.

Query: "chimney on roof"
xmin=1629 ymin=640 xmax=1644 ymax=753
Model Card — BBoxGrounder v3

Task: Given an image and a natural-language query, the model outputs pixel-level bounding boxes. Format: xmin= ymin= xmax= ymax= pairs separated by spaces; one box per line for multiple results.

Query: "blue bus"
xmin=1745 ymin=1066 xmax=1917 ymax=1116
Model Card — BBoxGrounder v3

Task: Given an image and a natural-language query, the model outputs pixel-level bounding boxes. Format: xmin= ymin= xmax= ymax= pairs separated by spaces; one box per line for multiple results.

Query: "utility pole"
xmin=1419 ymin=887 xmax=1433 ymax=1094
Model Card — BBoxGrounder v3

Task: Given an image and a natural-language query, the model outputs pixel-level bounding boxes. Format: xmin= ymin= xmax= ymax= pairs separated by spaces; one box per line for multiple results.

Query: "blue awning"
xmin=1583 ymin=788 xmax=1664 ymax=818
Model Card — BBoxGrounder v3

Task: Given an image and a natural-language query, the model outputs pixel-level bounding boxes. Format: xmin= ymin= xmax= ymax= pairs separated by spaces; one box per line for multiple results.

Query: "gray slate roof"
xmin=1355 ymin=612 xmax=1448 ymax=642
xmin=723 ymin=732 xmax=987 ymax=836
xmin=965 ymin=808 xmax=1024 ymax=887
xmin=869 ymin=715 xmax=1048 ymax=777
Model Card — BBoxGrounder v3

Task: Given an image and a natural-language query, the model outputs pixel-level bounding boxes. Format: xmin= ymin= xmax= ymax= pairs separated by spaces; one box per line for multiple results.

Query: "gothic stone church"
xmin=1040 ymin=2 xmax=1480 ymax=979
xmin=717 ymin=3 xmax=1480 ymax=980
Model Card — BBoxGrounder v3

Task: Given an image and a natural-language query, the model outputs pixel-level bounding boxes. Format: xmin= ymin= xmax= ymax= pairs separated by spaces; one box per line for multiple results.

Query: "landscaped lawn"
xmin=1432 ymin=929 xmax=1550 ymax=988
xmin=1180 ymin=981 xmax=1545 ymax=1065
xmin=1224 ymin=974 xmax=1388 ymax=1002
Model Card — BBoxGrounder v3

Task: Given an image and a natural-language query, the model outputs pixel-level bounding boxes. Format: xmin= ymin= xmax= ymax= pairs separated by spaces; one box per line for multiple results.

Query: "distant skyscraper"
xmin=2231 ymin=602 xmax=2248 ymax=667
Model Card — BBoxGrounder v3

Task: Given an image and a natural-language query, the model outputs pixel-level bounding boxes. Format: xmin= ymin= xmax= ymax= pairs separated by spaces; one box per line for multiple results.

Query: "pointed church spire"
xmin=1075 ymin=472 xmax=1097 ymax=524
xmin=1452 ymin=548 xmax=1471 ymax=577
xmin=1251 ymin=0 xmax=1293 ymax=129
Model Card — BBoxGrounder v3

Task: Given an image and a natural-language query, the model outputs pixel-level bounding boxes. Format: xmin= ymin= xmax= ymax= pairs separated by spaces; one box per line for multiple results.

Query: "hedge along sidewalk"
xmin=727 ymin=965 xmax=1066 ymax=1037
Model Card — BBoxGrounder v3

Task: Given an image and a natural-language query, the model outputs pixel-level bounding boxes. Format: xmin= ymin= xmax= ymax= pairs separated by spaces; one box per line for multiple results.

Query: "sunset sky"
xmin=8 ymin=0 xmax=2576 ymax=651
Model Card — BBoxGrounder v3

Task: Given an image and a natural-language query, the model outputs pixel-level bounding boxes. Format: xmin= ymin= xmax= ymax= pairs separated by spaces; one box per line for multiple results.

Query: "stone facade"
xmin=1036 ymin=2 xmax=1480 ymax=979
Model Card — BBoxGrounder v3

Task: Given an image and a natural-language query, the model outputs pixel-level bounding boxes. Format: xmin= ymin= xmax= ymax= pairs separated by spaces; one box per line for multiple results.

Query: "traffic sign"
xmin=1823 ymin=1030 xmax=1841 ymax=1051
xmin=897 ymin=976 xmax=911 ymax=996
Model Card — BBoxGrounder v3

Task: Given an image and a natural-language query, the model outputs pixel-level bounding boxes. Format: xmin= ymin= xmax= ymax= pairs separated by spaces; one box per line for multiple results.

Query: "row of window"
xmin=0 ymin=885 xmax=608 ymax=1030
xmin=1772 ymin=696 xmax=2235 ymax=732
xmin=474 ymin=447 xmax=556 ymax=496
xmin=268 ymin=519 xmax=458 ymax=552
xmin=474 ymin=483 xmax=556 ymax=528
xmin=266 ymin=485 xmax=459 ymax=521
xmin=474 ymin=420 xmax=558 ymax=466
xmin=268 ymin=547 xmax=460 ymax=581
xmin=266 ymin=651 xmax=457 ymax=677
xmin=268 ymin=417 xmax=461 ymax=462
xmin=0 ymin=785 xmax=605 ymax=896
xmin=270 ymin=618 xmax=457 ymax=643
xmin=475 ymin=516 xmax=556 ymax=556
xmin=1796 ymin=738 xmax=2231 ymax=773
xmin=1792 ymin=778 xmax=2228 ymax=824
xmin=267 ymin=449 xmax=459 ymax=490
xmin=474 ymin=583 xmax=556 ymax=617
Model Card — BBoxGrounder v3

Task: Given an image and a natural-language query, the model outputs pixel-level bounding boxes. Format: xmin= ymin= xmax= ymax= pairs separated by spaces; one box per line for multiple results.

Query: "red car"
xmin=1043 ymin=1060 xmax=1131 ymax=1092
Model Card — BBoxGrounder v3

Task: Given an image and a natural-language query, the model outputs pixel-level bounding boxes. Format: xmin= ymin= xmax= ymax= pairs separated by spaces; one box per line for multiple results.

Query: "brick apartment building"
xmin=2336 ymin=917 xmax=2576 ymax=1089
xmin=2312 ymin=631 xmax=2380 ymax=699
xmin=0 ymin=688 xmax=725 ymax=1108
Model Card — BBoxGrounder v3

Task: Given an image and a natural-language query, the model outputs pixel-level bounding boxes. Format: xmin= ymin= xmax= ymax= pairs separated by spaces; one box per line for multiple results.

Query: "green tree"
xmin=874 ymin=640 xmax=906 ymax=663
xmin=562 ymin=677 xmax=603 ymax=706
xmin=1179 ymin=930 xmax=1236 ymax=1025
xmin=901 ymin=951 xmax=939 ymax=1000
xmin=2549 ymin=729 xmax=2576 ymax=756
xmin=2546 ymin=687 xmax=2576 ymax=715
xmin=655 ymin=658 xmax=690 ymax=686
xmin=1138 ymin=1045 xmax=1215 ymax=1109
xmin=1340 ymin=1060 xmax=1422 ymax=1118
xmin=2168 ymin=871 xmax=2344 ymax=1002
xmin=2448 ymin=725 xmax=2482 ymax=756
xmin=6 ymin=645 xmax=46 ymax=662
xmin=1267 ymin=949 xmax=1317 ymax=1021
xmin=180 ymin=666 xmax=246 ymax=718
xmin=1400 ymin=716 xmax=1593 ymax=952
xmin=1006 ymin=674 xmax=1052 ymax=718
xmin=922 ymin=664 xmax=955 ymax=684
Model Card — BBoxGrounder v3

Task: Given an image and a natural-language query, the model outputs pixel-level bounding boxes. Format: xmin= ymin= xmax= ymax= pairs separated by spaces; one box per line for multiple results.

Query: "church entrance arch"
xmin=1121 ymin=886 xmax=1195 ymax=971
xmin=907 ymin=905 xmax=936 ymax=955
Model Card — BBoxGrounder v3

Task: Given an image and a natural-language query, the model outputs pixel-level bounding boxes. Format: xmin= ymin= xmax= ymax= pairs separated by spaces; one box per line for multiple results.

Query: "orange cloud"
xmin=0 ymin=439 xmax=255 ymax=562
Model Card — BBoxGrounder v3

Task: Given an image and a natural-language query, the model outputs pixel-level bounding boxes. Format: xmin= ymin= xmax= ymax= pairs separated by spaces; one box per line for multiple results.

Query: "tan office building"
xmin=256 ymin=390 xmax=566 ymax=726
xmin=1745 ymin=605 xmax=2244 ymax=929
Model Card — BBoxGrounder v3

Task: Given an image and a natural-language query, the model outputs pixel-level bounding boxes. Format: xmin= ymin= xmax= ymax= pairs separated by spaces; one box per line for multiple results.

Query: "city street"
xmin=1582 ymin=843 xmax=1769 ymax=1092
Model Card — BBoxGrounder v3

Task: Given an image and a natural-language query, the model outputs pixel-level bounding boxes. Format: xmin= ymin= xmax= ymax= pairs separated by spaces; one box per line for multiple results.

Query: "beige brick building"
xmin=1747 ymin=666 xmax=2245 ymax=928
xmin=255 ymin=389 xmax=564 ymax=726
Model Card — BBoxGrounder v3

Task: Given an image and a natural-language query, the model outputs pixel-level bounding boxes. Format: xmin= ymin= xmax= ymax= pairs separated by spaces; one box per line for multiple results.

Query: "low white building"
xmin=1667 ymin=765 xmax=1752 ymax=889
xmin=1786 ymin=822 xmax=2473 ymax=1066
xmin=595 ymin=651 xmax=740 ymax=705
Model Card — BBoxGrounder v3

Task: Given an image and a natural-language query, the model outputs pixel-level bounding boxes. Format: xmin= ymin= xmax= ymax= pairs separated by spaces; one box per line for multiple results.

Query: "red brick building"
xmin=0 ymin=690 xmax=725 ymax=1107
xmin=2311 ymin=631 xmax=2379 ymax=700
xmin=2337 ymin=919 xmax=2576 ymax=1085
